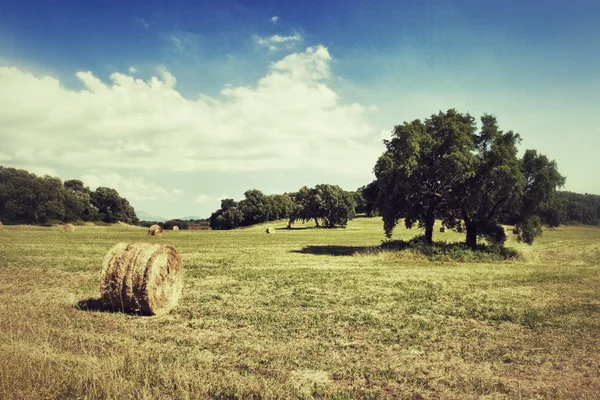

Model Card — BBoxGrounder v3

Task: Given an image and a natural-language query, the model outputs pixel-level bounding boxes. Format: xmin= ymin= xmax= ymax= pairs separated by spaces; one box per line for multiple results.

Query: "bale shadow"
xmin=76 ymin=298 xmax=108 ymax=312
xmin=76 ymin=298 xmax=154 ymax=316
xmin=290 ymin=245 xmax=373 ymax=256
xmin=275 ymin=226 xmax=315 ymax=231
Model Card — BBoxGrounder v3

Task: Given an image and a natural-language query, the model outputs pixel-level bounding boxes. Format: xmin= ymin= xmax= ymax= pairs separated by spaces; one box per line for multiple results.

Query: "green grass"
xmin=0 ymin=219 xmax=599 ymax=399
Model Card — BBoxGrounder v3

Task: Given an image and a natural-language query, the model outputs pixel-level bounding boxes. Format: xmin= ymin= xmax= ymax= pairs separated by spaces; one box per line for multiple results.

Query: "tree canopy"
xmin=373 ymin=110 xmax=565 ymax=247
xmin=0 ymin=166 xmax=138 ymax=225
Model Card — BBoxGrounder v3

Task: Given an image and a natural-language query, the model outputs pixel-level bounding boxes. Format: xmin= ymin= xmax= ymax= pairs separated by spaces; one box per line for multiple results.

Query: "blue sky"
xmin=1 ymin=0 xmax=598 ymax=218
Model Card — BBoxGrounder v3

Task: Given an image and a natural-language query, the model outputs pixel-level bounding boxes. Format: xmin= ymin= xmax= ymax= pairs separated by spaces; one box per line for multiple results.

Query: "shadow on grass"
xmin=275 ymin=226 xmax=315 ymax=231
xmin=292 ymin=236 xmax=521 ymax=262
xmin=291 ymin=245 xmax=373 ymax=256
xmin=75 ymin=298 xmax=146 ymax=315
xmin=76 ymin=298 xmax=109 ymax=312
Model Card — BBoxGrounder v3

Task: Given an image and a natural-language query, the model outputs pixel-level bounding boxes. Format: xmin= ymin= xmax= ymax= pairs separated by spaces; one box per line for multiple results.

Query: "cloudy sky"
xmin=1 ymin=1 xmax=598 ymax=219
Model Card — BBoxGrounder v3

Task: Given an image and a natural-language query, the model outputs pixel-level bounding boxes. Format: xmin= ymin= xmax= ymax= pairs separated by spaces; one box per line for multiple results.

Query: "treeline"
xmin=137 ymin=219 xmax=210 ymax=230
xmin=209 ymin=184 xmax=356 ymax=230
xmin=542 ymin=191 xmax=600 ymax=226
xmin=0 ymin=166 xmax=138 ymax=225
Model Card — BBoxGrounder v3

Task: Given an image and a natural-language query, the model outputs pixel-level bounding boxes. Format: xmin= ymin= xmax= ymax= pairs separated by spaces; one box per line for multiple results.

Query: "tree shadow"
xmin=290 ymin=237 xmax=519 ymax=261
xmin=275 ymin=226 xmax=315 ymax=230
xmin=290 ymin=245 xmax=373 ymax=256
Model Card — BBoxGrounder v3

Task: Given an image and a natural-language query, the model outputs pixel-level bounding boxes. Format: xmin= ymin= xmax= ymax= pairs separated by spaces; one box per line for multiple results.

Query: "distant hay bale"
xmin=0 ymin=221 xmax=3 ymax=230
xmin=99 ymin=242 xmax=183 ymax=315
xmin=172 ymin=226 xmax=179 ymax=231
xmin=148 ymin=224 xmax=163 ymax=236
xmin=266 ymin=227 xmax=273 ymax=234
xmin=439 ymin=226 xmax=446 ymax=233
xmin=63 ymin=224 xmax=75 ymax=233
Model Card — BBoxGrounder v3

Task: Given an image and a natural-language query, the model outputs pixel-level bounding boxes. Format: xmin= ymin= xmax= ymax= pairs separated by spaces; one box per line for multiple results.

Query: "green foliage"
xmin=374 ymin=109 xmax=477 ymax=243
xmin=542 ymin=191 xmax=600 ymax=226
xmin=90 ymin=187 xmax=138 ymax=224
xmin=210 ymin=185 xmax=356 ymax=230
xmin=0 ymin=166 xmax=137 ymax=225
xmin=373 ymin=110 xmax=565 ymax=248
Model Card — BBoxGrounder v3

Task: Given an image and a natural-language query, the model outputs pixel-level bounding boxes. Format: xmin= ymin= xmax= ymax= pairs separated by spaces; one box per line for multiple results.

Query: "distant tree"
xmin=314 ymin=184 xmax=356 ymax=228
xmin=362 ymin=181 xmax=380 ymax=217
xmin=288 ymin=186 xmax=316 ymax=227
xmin=374 ymin=109 xmax=477 ymax=244
xmin=353 ymin=189 xmax=367 ymax=214
xmin=238 ymin=189 xmax=272 ymax=226
xmin=90 ymin=187 xmax=138 ymax=224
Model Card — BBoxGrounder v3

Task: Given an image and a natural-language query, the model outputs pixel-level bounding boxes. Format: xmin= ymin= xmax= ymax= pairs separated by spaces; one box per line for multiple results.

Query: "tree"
xmin=90 ymin=187 xmax=138 ymax=224
xmin=374 ymin=109 xmax=477 ymax=243
xmin=454 ymin=115 xmax=564 ymax=247
xmin=238 ymin=189 xmax=272 ymax=226
xmin=374 ymin=111 xmax=565 ymax=248
xmin=361 ymin=181 xmax=380 ymax=217
xmin=313 ymin=184 xmax=356 ymax=228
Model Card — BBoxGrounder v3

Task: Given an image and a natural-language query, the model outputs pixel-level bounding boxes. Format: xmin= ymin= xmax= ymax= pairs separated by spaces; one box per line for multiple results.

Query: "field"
xmin=0 ymin=218 xmax=599 ymax=399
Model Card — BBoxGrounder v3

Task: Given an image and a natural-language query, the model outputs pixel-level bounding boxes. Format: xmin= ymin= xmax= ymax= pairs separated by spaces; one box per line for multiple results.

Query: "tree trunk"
xmin=424 ymin=218 xmax=434 ymax=244
xmin=314 ymin=218 xmax=320 ymax=227
xmin=466 ymin=221 xmax=477 ymax=248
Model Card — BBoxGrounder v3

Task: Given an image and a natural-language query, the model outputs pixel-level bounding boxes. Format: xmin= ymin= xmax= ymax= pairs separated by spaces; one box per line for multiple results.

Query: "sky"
xmin=1 ymin=0 xmax=598 ymax=219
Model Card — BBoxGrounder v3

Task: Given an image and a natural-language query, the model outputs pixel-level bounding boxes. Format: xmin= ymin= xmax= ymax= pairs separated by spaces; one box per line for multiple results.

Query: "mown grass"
xmin=0 ymin=219 xmax=599 ymax=399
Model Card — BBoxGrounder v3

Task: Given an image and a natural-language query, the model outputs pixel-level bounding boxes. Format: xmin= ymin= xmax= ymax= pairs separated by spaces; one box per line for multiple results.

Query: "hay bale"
xmin=99 ymin=242 xmax=183 ymax=315
xmin=439 ymin=226 xmax=446 ymax=233
xmin=266 ymin=227 xmax=273 ymax=234
xmin=172 ymin=226 xmax=179 ymax=231
xmin=0 ymin=221 xmax=3 ymax=230
xmin=148 ymin=224 xmax=163 ymax=236
xmin=63 ymin=223 xmax=75 ymax=233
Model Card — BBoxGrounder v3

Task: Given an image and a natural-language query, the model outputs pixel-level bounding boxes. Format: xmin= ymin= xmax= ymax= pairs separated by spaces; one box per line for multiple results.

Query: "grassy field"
xmin=0 ymin=218 xmax=599 ymax=399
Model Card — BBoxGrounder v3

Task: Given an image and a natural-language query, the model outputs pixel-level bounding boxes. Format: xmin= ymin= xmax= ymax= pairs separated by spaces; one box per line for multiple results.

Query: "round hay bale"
xmin=0 ymin=221 xmax=3 ymax=230
xmin=148 ymin=224 xmax=163 ymax=236
xmin=63 ymin=223 xmax=75 ymax=233
xmin=266 ymin=227 xmax=273 ymax=234
xmin=439 ymin=226 xmax=446 ymax=233
xmin=100 ymin=242 xmax=183 ymax=315
xmin=172 ymin=226 xmax=179 ymax=231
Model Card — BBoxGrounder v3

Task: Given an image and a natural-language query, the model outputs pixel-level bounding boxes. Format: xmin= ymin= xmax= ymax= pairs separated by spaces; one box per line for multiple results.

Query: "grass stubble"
xmin=0 ymin=219 xmax=598 ymax=399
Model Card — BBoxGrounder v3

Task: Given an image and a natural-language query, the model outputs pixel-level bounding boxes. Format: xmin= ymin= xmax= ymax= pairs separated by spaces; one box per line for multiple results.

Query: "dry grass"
xmin=0 ymin=219 xmax=599 ymax=399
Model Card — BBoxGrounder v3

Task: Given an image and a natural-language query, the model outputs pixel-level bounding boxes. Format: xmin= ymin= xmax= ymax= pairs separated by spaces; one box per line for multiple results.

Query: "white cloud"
xmin=129 ymin=66 xmax=138 ymax=74
xmin=173 ymin=189 xmax=184 ymax=196
xmin=256 ymin=33 xmax=301 ymax=51
xmin=81 ymin=172 xmax=168 ymax=201
xmin=139 ymin=18 xmax=150 ymax=29
xmin=270 ymin=16 xmax=279 ymax=24
xmin=0 ymin=46 xmax=380 ymax=177
xmin=193 ymin=194 xmax=211 ymax=204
